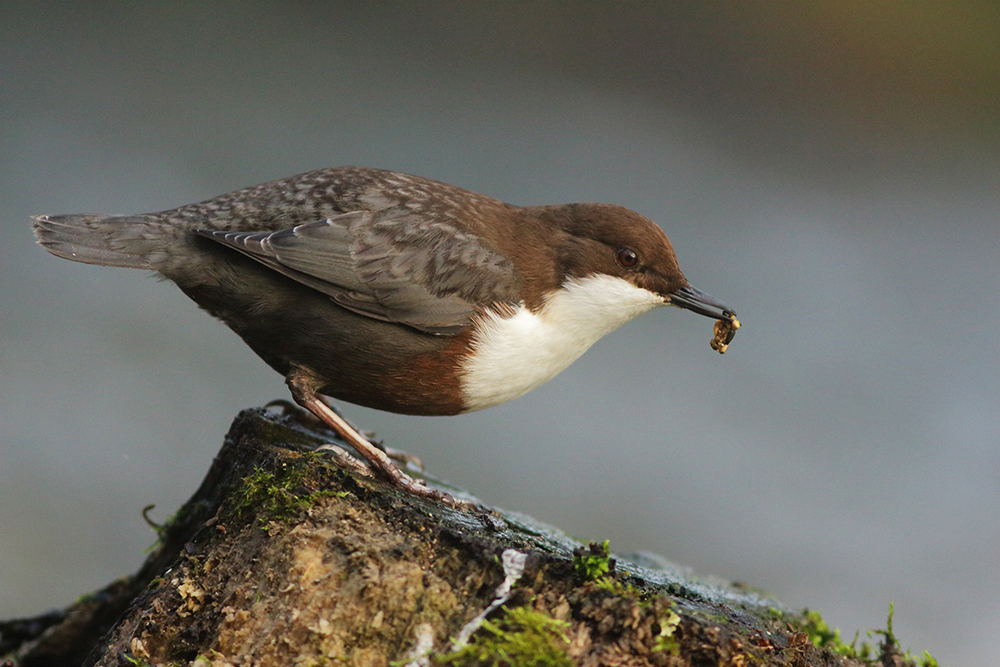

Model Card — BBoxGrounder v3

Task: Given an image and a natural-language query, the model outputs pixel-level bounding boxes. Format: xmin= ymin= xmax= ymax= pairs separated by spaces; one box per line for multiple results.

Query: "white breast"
xmin=458 ymin=274 xmax=666 ymax=412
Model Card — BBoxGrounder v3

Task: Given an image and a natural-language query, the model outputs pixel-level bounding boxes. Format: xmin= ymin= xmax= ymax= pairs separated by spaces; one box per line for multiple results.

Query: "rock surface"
xmin=2 ymin=407 xmax=896 ymax=666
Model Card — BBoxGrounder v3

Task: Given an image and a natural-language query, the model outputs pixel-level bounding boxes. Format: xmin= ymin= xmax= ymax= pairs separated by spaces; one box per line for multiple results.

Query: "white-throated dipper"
xmin=33 ymin=166 xmax=739 ymax=506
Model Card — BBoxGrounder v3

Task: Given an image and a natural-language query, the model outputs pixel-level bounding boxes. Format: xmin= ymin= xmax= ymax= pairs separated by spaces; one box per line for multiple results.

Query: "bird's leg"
xmin=381 ymin=447 xmax=424 ymax=471
xmin=268 ymin=396 xmax=420 ymax=468
xmin=285 ymin=367 xmax=456 ymax=506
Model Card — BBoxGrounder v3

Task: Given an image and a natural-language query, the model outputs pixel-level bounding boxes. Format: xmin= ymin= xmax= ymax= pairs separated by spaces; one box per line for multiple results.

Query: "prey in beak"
xmin=668 ymin=285 xmax=741 ymax=354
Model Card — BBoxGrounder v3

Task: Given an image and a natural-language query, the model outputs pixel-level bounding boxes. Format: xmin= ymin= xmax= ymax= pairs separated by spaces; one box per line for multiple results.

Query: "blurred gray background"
xmin=2 ymin=3 xmax=997 ymax=665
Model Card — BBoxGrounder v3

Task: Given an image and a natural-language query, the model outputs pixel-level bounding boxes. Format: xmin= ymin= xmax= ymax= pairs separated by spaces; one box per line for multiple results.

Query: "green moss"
xmin=594 ymin=576 xmax=642 ymax=601
xmin=916 ymin=650 xmax=940 ymax=667
xmin=653 ymin=609 xmax=681 ymax=655
xmin=228 ymin=458 xmax=347 ymax=528
xmin=695 ymin=609 xmax=731 ymax=625
xmin=796 ymin=604 xmax=943 ymax=667
xmin=872 ymin=603 xmax=942 ymax=667
xmin=74 ymin=591 xmax=100 ymax=605
xmin=572 ymin=540 xmax=613 ymax=582
xmin=435 ymin=606 xmax=571 ymax=667
xmin=801 ymin=608 xmax=872 ymax=660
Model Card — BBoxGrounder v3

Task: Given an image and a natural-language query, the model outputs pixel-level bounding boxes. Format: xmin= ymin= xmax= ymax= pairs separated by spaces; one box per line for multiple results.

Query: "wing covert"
xmin=194 ymin=209 xmax=518 ymax=334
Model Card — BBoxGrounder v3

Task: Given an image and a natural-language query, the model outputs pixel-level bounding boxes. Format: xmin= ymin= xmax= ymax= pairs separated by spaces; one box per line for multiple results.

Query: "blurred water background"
xmin=1 ymin=4 xmax=997 ymax=665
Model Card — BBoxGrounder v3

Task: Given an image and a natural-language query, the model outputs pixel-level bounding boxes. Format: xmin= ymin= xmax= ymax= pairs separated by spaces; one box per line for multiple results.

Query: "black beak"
xmin=668 ymin=285 xmax=737 ymax=322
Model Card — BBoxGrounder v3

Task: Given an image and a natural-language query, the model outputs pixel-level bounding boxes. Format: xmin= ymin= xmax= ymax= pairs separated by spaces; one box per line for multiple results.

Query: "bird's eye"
xmin=616 ymin=248 xmax=638 ymax=268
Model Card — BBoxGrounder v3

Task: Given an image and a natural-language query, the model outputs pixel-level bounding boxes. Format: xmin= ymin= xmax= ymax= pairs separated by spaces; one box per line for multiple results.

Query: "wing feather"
xmin=194 ymin=209 xmax=518 ymax=334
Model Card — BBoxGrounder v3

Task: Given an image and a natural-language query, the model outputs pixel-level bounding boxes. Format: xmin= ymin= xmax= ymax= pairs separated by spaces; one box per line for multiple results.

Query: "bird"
xmin=32 ymin=166 xmax=739 ymax=506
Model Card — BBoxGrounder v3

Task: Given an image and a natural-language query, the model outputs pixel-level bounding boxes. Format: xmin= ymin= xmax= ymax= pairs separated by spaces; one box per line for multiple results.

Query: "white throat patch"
xmin=459 ymin=274 xmax=665 ymax=412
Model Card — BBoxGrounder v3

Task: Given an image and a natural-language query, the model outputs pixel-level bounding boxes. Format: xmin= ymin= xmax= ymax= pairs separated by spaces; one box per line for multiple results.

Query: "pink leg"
xmin=286 ymin=368 xmax=459 ymax=507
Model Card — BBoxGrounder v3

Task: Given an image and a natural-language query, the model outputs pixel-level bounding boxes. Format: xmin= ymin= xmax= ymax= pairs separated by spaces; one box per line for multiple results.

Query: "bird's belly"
xmin=255 ymin=313 xmax=467 ymax=416
xmin=181 ymin=274 xmax=467 ymax=416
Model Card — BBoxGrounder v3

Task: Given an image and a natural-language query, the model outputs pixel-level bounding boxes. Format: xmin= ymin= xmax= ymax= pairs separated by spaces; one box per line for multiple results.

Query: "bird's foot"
xmin=315 ymin=442 xmax=469 ymax=508
xmin=382 ymin=447 xmax=424 ymax=471
xmin=286 ymin=369 xmax=471 ymax=509
xmin=315 ymin=444 xmax=374 ymax=477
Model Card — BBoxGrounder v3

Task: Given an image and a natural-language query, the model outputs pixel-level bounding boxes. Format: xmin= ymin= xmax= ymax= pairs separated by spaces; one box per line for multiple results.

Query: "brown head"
xmin=516 ymin=202 xmax=734 ymax=321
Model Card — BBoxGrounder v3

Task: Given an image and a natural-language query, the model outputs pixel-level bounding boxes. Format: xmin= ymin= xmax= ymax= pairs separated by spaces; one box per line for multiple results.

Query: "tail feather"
xmin=32 ymin=214 xmax=159 ymax=270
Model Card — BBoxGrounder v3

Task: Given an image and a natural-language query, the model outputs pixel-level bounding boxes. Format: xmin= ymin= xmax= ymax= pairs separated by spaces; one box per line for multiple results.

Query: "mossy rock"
xmin=1 ymin=407 xmax=932 ymax=667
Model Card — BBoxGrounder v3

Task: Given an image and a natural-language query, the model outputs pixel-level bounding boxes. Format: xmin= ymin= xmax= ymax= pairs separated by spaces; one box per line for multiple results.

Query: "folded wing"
xmin=194 ymin=209 xmax=519 ymax=334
